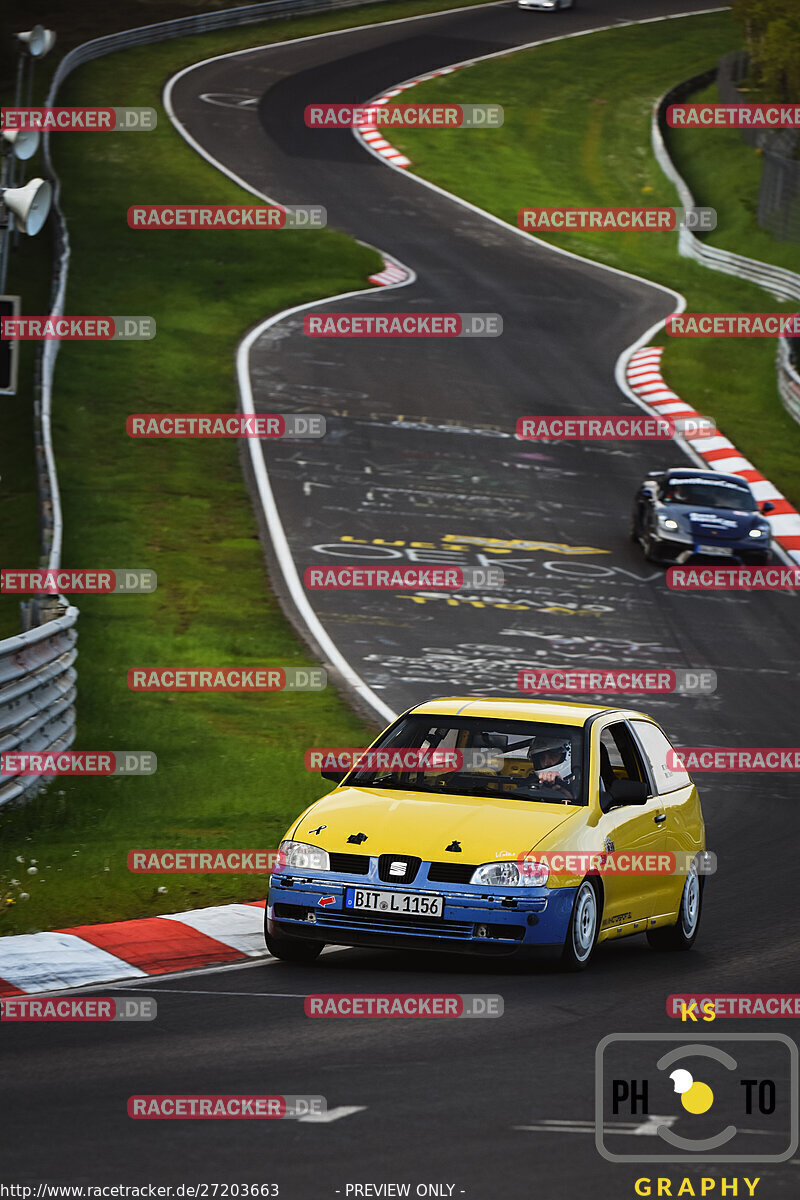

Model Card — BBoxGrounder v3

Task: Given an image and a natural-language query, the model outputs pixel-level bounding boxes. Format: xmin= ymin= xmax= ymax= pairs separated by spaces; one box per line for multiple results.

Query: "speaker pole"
xmin=0 ymin=212 xmax=12 ymax=296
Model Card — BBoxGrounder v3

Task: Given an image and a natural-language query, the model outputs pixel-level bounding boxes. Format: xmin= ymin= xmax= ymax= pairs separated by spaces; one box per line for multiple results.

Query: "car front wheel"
xmin=561 ymin=879 xmax=600 ymax=971
xmin=265 ymin=920 xmax=324 ymax=963
xmin=640 ymin=530 xmax=662 ymax=563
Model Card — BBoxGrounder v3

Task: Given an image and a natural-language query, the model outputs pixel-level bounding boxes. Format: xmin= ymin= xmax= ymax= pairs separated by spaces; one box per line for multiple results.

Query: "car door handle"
xmin=654 ymin=813 xmax=666 ymax=824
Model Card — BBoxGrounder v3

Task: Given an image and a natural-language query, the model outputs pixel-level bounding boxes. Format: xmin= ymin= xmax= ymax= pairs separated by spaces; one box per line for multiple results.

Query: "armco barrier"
xmin=4 ymin=0 xmax=398 ymax=807
xmin=652 ymin=71 xmax=800 ymax=427
xmin=0 ymin=604 xmax=79 ymax=807
xmin=777 ymin=337 xmax=800 ymax=426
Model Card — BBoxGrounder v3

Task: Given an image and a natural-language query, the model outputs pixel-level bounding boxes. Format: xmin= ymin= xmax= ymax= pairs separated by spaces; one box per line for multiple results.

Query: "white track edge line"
xmin=164 ymin=4 xmax=780 ymax=709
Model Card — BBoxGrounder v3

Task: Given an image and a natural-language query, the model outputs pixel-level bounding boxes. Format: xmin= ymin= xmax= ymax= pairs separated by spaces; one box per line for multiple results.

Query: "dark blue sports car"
xmin=631 ymin=468 xmax=774 ymax=565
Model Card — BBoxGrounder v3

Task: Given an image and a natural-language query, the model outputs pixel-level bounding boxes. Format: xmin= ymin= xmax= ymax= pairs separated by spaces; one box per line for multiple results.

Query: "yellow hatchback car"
xmin=266 ymin=698 xmax=708 ymax=970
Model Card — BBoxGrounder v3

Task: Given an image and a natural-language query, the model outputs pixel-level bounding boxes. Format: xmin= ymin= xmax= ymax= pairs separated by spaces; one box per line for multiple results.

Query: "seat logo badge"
xmin=389 ymin=861 xmax=406 ymax=876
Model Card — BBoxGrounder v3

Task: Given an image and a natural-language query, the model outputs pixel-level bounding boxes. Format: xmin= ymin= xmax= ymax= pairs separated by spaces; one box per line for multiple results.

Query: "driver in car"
xmin=493 ymin=733 xmax=575 ymax=802
xmin=527 ymin=735 xmax=575 ymax=801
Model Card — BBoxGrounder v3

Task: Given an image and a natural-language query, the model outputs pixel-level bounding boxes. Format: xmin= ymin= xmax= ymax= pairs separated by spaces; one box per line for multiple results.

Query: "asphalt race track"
xmin=4 ymin=1 xmax=800 ymax=1195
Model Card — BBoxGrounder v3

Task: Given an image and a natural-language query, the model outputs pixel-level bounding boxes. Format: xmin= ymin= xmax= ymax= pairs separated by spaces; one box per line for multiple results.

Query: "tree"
xmin=733 ymin=0 xmax=800 ymax=101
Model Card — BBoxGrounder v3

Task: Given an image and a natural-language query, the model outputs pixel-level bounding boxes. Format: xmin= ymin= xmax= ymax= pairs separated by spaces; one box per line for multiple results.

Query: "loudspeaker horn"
xmin=1 ymin=129 xmax=41 ymax=161
xmin=16 ymin=26 xmax=57 ymax=58
xmin=1 ymin=178 xmax=52 ymax=235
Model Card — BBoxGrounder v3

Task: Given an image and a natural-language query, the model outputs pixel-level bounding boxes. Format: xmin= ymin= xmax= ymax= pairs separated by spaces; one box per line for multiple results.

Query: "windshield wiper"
xmin=440 ymin=783 xmax=521 ymax=799
xmin=468 ymin=788 xmax=519 ymax=799
xmin=349 ymin=778 xmax=448 ymax=794
xmin=348 ymin=778 xmax=577 ymax=803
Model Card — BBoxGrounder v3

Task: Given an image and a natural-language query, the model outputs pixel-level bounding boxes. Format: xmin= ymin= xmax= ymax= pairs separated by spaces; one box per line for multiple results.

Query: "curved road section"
xmin=4 ymin=4 xmax=796 ymax=1196
xmin=167 ymin=0 xmax=767 ymax=722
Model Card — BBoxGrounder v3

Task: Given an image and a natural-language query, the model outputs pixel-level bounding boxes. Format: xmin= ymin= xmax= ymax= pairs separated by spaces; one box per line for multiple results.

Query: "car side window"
xmin=630 ymin=720 xmax=691 ymax=794
xmin=599 ymin=723 xmax=648 ymax=787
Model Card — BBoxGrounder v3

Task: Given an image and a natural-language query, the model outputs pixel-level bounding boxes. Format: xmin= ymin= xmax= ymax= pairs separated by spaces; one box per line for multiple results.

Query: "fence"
xmin=653 ymin=71 xmax=800 ymax=430
xmin=717 ymin=51 xmax=800 ymax=244
xmin=777 ymin=337 xmax=800 ymax=426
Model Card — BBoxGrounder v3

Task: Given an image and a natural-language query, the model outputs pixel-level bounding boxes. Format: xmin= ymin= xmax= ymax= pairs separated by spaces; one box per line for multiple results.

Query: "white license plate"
xmin=345 ymin=888 xmax=444 ymax=917
xmin=696 ymin=543 xmax=732 ymax=556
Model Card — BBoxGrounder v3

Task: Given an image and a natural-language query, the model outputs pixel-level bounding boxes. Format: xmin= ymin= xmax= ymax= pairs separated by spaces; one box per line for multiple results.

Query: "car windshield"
xmin=346 ymin=715 xmax=585 ymax=805
xmin=660 ymin=478 xmax=756 ymax=511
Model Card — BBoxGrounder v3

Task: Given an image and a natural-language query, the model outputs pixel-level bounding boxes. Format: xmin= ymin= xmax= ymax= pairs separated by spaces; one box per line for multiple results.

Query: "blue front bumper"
xmin=267 ymin=866 xmax=576 ymax=956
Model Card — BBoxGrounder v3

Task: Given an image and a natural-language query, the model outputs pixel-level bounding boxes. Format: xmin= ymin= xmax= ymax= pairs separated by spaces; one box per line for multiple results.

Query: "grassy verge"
xmin=1 ymin=1 xmax=507 ymax=934
xmin=0 ymin=0 xmax=498 ymax=635
xmin=668 ymin=79 xmax=800 ymax=278
xmin=383 ymin=11 xmax=800 ymax=505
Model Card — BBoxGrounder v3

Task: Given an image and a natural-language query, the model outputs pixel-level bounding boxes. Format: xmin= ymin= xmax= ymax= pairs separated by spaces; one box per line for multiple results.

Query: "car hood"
xmin=662 ymin=503 xmax=764 ymax=539
xmin=290 ymin=787 xmax=576 ymax=862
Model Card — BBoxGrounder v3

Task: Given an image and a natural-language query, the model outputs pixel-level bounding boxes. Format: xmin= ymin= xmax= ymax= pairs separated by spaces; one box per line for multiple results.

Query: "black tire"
xmin=641 ymin=531 xmax=662 ymax=563
xmin=647 ymin=862 xmax=702 ymax=951
xmin=266 ymin=931 xmax=324 ymax=963
xmin=630 ymin=510 xmax=641 ymax=543
xmin=561 ymin=879 xmax=601 ymax=971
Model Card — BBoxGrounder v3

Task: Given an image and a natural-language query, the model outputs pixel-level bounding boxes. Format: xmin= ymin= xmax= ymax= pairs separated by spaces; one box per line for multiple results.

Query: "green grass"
xmin=384 ymin=11 xmax=800 ymax=505
xmin=668 ymin=79 xmax=800 ymax=277
xmin=0 ymin=3 xmax=478 ymax=934
xmin=0 ymin=0 xmax=499 ymax=636
xmin=5 ymin=1 xmax=798 ymax=934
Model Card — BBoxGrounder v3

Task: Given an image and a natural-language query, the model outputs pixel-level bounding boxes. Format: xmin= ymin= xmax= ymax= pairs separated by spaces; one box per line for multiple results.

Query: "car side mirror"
xmin=760 ymin=501 xmax=775 ymax=514
xmin=600 ymin=778 xmax=649 ymax=811
xmin=321 ymin=768 xmax=349 ymax=784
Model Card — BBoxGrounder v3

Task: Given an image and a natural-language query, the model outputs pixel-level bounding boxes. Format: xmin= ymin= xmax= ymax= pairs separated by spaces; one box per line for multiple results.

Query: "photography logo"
xmin=595 ymin=1034 xmax=798 ymax=1162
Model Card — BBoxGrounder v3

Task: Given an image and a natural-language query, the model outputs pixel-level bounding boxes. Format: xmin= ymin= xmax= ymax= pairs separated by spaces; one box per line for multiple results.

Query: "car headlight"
xmin=279 ymin=840 xmax=330 ymax=871
xmin=658 ymin=515 xmax=679 ymax=530
xmin=748 ymin=528 xmax=765 ymax=539
xmin=470 ymin=860 xmax=550 ymax=887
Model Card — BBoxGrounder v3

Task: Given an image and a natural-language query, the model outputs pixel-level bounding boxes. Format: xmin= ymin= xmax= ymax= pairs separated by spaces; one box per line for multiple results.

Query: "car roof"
xmin=409 ymin=696 xmax=630 ymax=726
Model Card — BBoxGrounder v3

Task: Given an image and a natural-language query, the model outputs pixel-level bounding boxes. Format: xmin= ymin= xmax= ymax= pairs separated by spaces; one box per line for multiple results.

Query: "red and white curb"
xmin=0 ymin=900 xmax=268 ymax=996
xmin=368 ymin=256 xmax=411 ymax=286
xmin=356 ymin=66 xmax=466 ymax=169
xmin=626 ymin=345 xmax=800 ymax=565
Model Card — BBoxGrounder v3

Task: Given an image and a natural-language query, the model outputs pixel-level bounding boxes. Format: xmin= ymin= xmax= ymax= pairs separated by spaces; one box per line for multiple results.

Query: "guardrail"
xmin=2 ymin=0 xmax=398 ymax=807
xmin=777 ymin=337 xmax=800 ymax=426
xmin=652 ymin=70 xmax=800 ymax=429
xmin=45 ymin=0 xmax=397 ymax=89
xmin=0 ymin=603 xmax=79 ymax=807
